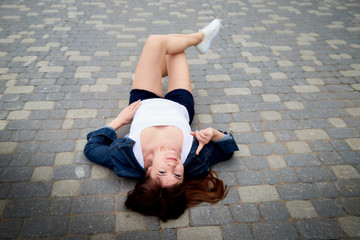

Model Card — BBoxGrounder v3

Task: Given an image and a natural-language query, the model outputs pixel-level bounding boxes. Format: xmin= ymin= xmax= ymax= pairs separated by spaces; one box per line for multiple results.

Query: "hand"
xmin=190 ymin=127 xmax=214 ymax=155
xmin=108 ymin=100 xmax=141 ymax=130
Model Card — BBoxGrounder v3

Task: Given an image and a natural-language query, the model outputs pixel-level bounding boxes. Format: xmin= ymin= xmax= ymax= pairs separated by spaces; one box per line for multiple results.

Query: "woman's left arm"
xmin=191 ymin=127 xmax=233 ymax=155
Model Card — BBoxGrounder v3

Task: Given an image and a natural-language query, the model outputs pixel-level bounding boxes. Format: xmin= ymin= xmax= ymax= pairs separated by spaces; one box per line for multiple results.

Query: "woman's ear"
xmin=146 ymin=166 xmax=152 ymax=176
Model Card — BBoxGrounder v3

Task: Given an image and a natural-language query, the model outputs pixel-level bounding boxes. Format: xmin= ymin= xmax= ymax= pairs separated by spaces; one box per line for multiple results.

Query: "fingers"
xmin=129 ymin=100 xmax=141 ymax=110
xmin=190 ymin=130 xmax=210 ymax=155
xmin=191 ymin=130 xmax=209 ymax=141
xmin=196 ymin=143 xmax=204 ymax=155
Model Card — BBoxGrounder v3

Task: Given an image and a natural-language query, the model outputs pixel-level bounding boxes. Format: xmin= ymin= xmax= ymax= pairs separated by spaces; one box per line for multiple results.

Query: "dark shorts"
xmin=129 ymin=89 xmax=195 ymax=124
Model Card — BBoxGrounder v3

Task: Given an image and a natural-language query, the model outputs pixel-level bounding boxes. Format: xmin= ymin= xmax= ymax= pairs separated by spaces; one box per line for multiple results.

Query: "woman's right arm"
xmin=84 ymin=100 xmax=142 ymax=169
xmin=84 ymin=127 xmax=117 ymax=169
xmin=107 ymin=100 xmax=141 ymax=130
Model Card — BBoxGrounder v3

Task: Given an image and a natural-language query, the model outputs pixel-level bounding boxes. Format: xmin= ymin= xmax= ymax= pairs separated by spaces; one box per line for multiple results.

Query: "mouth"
xmin=166 ymin=157 xmax=178 ymax=162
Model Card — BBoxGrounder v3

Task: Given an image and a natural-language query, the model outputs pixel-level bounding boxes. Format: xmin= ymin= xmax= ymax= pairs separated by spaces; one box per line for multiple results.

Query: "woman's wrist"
xmin=211 ymin=128 xmax=225 ymax=142
xmin=107 ymin=118 xmax=124 ymax=130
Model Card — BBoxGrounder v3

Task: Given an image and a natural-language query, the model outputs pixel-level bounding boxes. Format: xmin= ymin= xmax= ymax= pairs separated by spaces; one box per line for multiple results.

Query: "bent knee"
xmin=144 ymin=35 xmax=165 ymax=50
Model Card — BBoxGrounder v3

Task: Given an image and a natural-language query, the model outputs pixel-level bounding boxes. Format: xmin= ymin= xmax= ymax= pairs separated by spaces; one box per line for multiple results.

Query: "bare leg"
xmin=166 ymin=52 xmax=191 ymax=93
xmin=132 ymin=33 xmax=204 ymax=97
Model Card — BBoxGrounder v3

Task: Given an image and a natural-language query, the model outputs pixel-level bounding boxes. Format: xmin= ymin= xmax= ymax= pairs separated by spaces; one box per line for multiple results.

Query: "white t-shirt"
xmin=128 ymin=99 xmax=193 ymax=167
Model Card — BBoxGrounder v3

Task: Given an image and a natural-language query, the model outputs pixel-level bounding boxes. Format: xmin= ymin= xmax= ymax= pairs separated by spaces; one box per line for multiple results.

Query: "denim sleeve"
xmin=215 ymin=131 xmax=233 ymax=142
xmin=213 ymin=131 xmax=239 ymax=153
xmin=84 ymin=127 xmax=118 ymax=169
xmin=87 ymin=126 xmax=117 ymax=142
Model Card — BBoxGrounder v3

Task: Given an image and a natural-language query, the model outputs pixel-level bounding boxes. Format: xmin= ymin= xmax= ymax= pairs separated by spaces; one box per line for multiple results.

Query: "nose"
xmin=167 ymin=161 xmax=177 ymax=167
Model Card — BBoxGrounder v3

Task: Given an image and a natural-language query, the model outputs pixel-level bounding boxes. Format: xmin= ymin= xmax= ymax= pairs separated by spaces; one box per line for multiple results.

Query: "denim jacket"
xmin=84 ymin=127 xmax=239 ymax=178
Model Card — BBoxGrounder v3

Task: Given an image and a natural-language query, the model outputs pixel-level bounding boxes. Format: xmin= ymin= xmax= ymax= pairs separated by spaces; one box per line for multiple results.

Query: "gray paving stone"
xmin=22 ymin=216 xmax=70 ymax=237
xmin=177 ymin=226 xmax=223 ymax=240
xmin=236 ymin=171 xmax=262 ymax=186
xmin=295 ymin=166 xmax=336 ymax=183
xmin=189 ymin=205 xmax=232 ymax=226
xmin=29 ymin=153 xmax=55 ymax=167
xmin=338 ymin=197 xmax=360 ymax=216
xmin=260 ymin=169 xmax=281 ymax=185
xmin=318 ymin=152 xmax=346 ymax=165
xmin=9 ymin=153 xmax=32 ymax=167
xmin=258 ymin=201 xmax=290 ymax=221
xmin=270 ymin=143 xmax=289 ymax=155
xmin=52 ymin=165 xmax=91 ymax=180
xmin=340 ymin=151 xmax=360 ymax=164
xmin=50 ymin=197 xmax=72 ymax=216
xmin=222 ymin=224 xmax=254 ymax=240
xmin=284 ymin=154 xmax=321 ymax=167
xmin=335 ymin=180 xmax=360 ymax=197
xmin=252 ymin=222 xmax=300 ymax=240
xmin=211 ymin=157 xmax=245 ymax=172
xmin=276 ymin=183 xmax=319 ymax=200
xmin=39 ymin=140 xmax=75 ymax=153
xmin=0 ymin=183 xmax=10 ymax=198
xmin=313 ymin=182 xmax=339 ymax=198
xmin=217 ymin=172 xmax=238 ymax=187
xmin=160 ymin=229 xmax=176 ymax=240
xmin=274 ymin=130 xmax=297 ymax=142
xmin=4 ymin=198 xmax=50 ymax=218
xmin=116 ymin=231 xmax=160 ymax=240
xmin=10 ymin=130 xmax=36 ymax=142
xmin=70 ymin=214 xmax=115 ymax=234
xmin=72 ymin=196 xmax=114 ymax=214
xmin=327 ymin=128 xmax=360 ymax=139
xmin=248 ymin=143 xmax=272 ymax=156
xmin=234 ymin=132 xmax=265 ymax=144
xmin=7 ymin=182 xmax=46 ymax=199
xmin=244 ymin=156 xmax=269 ymax=170
xmin=278 ymin=169 xmax=299 ymax=183
xmin=338 ymin=216 xmax=360 ymax=238
xmin=308 ymin=140 xmax=334 ymax=152
xmin=295 ymin=219 xmax=344 ymax=240
xmin=238 ymin=185 xmax=280 ymax=203
xmin=81 ymin=179 xmax=121 ymax=195
xmin=0 ymin=218 xmax=23 ymax=239
xmin=230 ymin=204 xmax=261 ymax=223
xmin=0 ymin=131 xmax=12 ymax=142
xmin=29 ymin=110 xmax=51 ymax=120
xmin=62 ymin=235 xmax=90 ymax=240
xmin=6 ymin=119 xmax=42 ymax=130
xmin=117 ymin=194 xmax=127 ymax=211
xmin=219 ymin=187 xmax=240 ymax=205
xmin=146 ymin=216 xmax=160 ymax=231
xmin=312 ymin=199 xmax=345 ymax=218
xmin=331 ymin=139 xmax=351 ymax=151
xmin=40 ymin=119 xmax=67 ymax=129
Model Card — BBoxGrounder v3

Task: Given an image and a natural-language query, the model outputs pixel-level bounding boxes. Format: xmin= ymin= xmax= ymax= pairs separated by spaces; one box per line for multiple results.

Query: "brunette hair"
xmin=125 ymin=171 xmax=228 ymax=222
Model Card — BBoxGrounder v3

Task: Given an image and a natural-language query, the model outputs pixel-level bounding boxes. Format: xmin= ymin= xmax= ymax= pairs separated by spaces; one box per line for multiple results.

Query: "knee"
xmin=145 ymin=35 xmax=165 ymax=50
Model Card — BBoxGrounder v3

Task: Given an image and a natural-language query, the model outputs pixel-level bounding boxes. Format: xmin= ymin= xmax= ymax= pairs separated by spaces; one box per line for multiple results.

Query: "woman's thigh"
xmin=166 ymin=52 xmax=192 ymax=93
xmin=131 ymin=35 xmax=166 ymax=97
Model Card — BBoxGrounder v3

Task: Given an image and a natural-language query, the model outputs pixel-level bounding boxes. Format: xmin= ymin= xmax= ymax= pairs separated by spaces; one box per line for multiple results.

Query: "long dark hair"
xmin=125 ymin=171 xmax=228 ymax=222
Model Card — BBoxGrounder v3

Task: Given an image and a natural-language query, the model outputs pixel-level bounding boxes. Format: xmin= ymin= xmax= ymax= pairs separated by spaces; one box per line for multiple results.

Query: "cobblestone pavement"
xmin=0 ymin=0 xmax=360 ymax=239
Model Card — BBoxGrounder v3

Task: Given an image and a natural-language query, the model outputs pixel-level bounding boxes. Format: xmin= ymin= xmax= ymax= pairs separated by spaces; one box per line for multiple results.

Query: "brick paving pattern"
xmin=0 ymin=0 xmax=360 ymax=239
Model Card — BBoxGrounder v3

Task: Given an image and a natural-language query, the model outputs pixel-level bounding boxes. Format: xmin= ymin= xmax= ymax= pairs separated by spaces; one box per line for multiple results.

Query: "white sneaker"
xmin=196 ymin=19 xmax=221 ymax=54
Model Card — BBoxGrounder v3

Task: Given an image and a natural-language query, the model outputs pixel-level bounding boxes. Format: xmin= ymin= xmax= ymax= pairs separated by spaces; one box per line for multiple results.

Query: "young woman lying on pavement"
xmin=84 ymin=19 xmax=239 ymax=221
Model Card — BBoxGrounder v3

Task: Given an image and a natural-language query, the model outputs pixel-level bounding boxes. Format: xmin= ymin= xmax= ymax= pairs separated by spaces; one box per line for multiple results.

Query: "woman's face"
xmin=147 ymin=146 xmax=184 ymax=187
